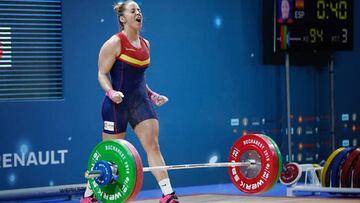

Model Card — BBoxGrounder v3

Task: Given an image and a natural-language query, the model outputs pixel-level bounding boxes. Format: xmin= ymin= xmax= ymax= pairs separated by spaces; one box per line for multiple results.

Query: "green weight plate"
xmin=321 ymin=147 xmax=345 ymax=187
xmin=260 ymin=134 xmax=283 ymax=191
xmin=87 ymin=140 xmax=137 ymax=203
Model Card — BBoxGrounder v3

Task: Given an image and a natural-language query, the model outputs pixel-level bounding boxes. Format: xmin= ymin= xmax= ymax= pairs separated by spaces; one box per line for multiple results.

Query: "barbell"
xmin=85 ymin=134 xmax=282 ymax=203
xmin=86 ymin=161 xmax=257 ymax=177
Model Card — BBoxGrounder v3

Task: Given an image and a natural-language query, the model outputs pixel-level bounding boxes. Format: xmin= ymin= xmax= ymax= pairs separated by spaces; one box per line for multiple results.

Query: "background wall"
xmin=0 ymin=0 xmax=359 ymax=191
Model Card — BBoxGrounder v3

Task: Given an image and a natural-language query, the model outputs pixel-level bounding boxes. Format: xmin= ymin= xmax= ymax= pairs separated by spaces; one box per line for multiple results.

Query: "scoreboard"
xmin=274 ymin=0 xmax=354 ymax=52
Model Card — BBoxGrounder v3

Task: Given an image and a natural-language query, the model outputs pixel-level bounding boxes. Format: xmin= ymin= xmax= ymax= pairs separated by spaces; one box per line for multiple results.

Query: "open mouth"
xmin=135 ymin=16 xmax=141 ymax=23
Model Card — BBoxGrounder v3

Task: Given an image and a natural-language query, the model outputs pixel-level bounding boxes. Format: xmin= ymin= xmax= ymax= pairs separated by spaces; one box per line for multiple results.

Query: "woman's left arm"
xmin=143 ymin=39 xmax=168 ymax=106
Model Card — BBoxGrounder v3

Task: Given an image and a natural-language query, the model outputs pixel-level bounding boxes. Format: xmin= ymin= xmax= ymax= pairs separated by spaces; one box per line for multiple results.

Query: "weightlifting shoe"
xmin=80 ymin=194 xmax=99 ymax=203
xmin=159 ymin=192 xmax=179 ymax=203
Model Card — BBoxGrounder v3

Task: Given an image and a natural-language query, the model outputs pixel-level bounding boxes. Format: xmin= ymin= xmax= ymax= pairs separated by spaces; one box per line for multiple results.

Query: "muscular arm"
xmin=143 ymin=39 xmax=168 ymax=106
xmin=143 ymin=39 xmax=152 ymax=94
xmin=98 ymin=35 xmax=121 ymax=92
xmin=145 ymin=84 xmax=154 ymax=94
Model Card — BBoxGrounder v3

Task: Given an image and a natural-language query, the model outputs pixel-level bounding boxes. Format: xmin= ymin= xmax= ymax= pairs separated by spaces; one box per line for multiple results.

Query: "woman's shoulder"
xmin=140 ymin=36 xmax=150 ymax=48
xmin=109 ymin=34 xmax=121 ymax=44
xmin=103 ymin=34 xmax=121 ymax=49
xmin=100 ymin=34 xmax=121 ymax=56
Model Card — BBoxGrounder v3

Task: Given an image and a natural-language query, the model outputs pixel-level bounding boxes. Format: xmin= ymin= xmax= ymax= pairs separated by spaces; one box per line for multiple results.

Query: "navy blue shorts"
xmin=101 ymin=94 xmax=157 ymax=134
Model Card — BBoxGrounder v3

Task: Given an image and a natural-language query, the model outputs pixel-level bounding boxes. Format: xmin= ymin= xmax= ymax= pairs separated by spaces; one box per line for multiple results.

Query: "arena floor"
xmin=134 ymin=194 xmax=360 ymax=203
xmin=11 ymin=183 xmax=360 ymax=203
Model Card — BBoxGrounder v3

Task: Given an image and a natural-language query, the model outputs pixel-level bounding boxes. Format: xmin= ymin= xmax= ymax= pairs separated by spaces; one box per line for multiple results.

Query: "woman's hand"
xmin=148 ymin=91 xmax=168 ymax=106
xmin=106 ymin=89 xmax=124 ymax=104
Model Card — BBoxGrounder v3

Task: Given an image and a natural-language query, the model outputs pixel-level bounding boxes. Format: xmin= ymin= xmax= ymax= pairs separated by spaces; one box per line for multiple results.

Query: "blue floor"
xmin=137 ymin=183 xmax=287 ymax=199
xmin=6 ymin=183 xmax=360 ymax=203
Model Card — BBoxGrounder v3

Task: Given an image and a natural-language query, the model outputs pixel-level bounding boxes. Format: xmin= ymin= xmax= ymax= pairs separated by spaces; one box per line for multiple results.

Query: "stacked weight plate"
xmin=87 ymin=139 xmax=143 ymax=203
xmin=281 ymin=147 xmax=360 ymax=189
xmin=322 ymin=147 xmax=360 ymax=188
xmin=228 ymin=134 xmax=282 ymax=193
xmin=119 ymin=140 xmax=144 ymax=202
xmin=321 ymin=147 xmax=345 ymax=187
xmin=262 ymin=134 xmax=283 ymax=190
xmin=329 ymin=147 xmax=353 ymax=187
xmin=340 ymin=148 xmax=360 ymax=187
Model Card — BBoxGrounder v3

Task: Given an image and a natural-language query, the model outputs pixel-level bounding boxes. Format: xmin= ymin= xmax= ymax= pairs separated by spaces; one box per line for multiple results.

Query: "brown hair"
xmin=113 ymin=0 xmax=133 ymax=30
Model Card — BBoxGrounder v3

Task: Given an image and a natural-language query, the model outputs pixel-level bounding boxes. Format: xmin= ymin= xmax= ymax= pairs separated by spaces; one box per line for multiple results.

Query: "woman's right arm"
xmin=98 ymin=35 xmax=124 ymax=104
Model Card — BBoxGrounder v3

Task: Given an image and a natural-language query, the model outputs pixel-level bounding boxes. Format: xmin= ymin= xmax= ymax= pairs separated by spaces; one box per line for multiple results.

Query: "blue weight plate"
xmin=330 ymin=147 xmax=354 ymax=187
xmin=322 ymin=148 xmax=345 ymax=187
xmin=93 ymin=160 xmax=113 ymax=186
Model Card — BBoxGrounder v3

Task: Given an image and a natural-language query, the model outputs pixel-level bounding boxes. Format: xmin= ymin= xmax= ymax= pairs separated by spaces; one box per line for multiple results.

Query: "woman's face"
xmin=122 ymin=2 xmax=143 ymax=31
xmin=281 ymin=0 xmax=290 ymax=19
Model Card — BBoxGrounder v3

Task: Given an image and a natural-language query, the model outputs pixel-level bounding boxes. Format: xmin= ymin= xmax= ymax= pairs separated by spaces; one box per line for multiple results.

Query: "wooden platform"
xmin=133 ymin=194 xmax=360 ymax=203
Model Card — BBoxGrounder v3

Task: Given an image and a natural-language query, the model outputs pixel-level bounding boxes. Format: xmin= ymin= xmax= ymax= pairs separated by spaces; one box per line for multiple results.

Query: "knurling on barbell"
xmin=86 ymin=134 xmax=281 ymax=203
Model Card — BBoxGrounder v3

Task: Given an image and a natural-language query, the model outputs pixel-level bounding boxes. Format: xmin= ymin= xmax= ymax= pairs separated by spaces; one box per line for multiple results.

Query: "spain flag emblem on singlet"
xmin=117 ymin=32 xmax=150 ymax=68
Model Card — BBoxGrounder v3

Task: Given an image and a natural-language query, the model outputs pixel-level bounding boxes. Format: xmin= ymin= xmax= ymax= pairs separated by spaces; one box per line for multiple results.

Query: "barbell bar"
xmin=86 ymin=134 xmax=282 ymax=203
xmin=143 ymin=160 xmax=258 ymax=172
xmin=85 ymin=160 xmax=258 ymax=179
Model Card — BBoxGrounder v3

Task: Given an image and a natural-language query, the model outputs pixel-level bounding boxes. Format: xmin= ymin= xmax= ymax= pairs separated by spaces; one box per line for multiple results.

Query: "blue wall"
xmin=0 ymin=0 xmax=359 ymax=191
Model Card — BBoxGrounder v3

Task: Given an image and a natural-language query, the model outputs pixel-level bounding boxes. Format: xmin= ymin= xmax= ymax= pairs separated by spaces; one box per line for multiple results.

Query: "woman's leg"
xmin=133 ymin=119 xmax=168 ymax=181
xmin=133 ymin=119 xmax=178 ymax=202
xmin=102 ymin=132 xmax=125 ymax=140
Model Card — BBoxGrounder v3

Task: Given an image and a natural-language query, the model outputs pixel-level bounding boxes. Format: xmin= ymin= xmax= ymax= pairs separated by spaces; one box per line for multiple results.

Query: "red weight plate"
xmin=228 ymin=134 xmax=279 ymax=194
xmin=352 ymin=158 xmax=360 ymax=188
xmin=280 ymin=162 xmax=301 ymax=186
xmin=119 ymin=140 xmax=144 ymax=202
xmin=340 ymin=148 xmax=360 ymax=187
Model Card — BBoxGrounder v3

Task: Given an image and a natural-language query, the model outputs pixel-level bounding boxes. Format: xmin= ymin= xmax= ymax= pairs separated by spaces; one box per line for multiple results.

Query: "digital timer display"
xmin=274 ymin=0 xmax=353 ymax=52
